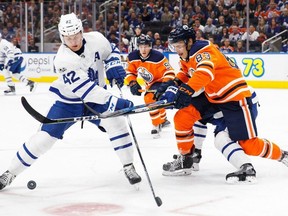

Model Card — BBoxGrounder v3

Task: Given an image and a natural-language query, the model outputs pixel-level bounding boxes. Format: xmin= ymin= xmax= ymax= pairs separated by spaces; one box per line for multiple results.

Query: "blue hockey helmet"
xmin=168 ymin=25 xmax=196 ymax=45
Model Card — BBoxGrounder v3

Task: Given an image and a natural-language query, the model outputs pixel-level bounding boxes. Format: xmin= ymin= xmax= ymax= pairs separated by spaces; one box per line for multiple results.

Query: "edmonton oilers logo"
xmin=137 ymin=67 xmax=153 ymax=82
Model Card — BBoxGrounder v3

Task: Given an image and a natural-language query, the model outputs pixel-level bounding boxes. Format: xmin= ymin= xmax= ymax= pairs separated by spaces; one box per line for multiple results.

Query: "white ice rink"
xmin=0 ymin=82 xmax=288 ymax=216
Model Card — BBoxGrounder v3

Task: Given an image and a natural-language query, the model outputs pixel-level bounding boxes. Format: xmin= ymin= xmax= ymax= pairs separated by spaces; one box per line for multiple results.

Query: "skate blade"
xmin=4 ymin=92 xmax=16 ymax=96
xmin=226 ymin=176 xmax=257 ymax=184
xmin=162 ymin=169 xmax=192 ymax=176
xmin=152 ymin=133 xmax=160 ymax=139
xmin=192 ymin=163 xmax=200 ymax=171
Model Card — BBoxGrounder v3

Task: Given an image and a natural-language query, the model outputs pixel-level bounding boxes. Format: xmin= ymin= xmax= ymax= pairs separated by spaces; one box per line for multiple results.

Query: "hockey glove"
xmin=174 ymin=84 xmax=195 ymax=109
xmin=129 ymin=80 xmax=142 ymax=96
xmin=107 ymin=96 xmax=134 ymax=112
xmin=153 ymin=79 xmax=176 ymax=100
xmin=0 ymin=64 xmax=4 ymax=71
xmin=160 ymin=86 xmax=178 ymax=103
xmin=105 ymin=57 xmax=126 ymax=87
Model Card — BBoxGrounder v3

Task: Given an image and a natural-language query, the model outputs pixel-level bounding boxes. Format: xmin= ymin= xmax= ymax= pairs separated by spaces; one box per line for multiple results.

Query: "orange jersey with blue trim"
xmin=177 ymin=40 xmax=251 ymax=103
xmin=126 ymin=49 xmax=175 ymax=87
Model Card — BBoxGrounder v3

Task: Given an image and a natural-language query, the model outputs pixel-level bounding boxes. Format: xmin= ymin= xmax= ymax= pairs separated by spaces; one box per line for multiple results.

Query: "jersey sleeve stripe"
xmin=196 ymin=67 xmax=214 ymax=80
xmin=49 ymin=86 xmax=82 ymax=102
xmin=72 ymin=79 xmax=91 ymax=93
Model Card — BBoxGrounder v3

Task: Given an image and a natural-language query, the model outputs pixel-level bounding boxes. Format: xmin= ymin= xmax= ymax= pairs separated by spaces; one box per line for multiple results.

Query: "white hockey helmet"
xmin=58 ymin=13 xmax=83 ymax=43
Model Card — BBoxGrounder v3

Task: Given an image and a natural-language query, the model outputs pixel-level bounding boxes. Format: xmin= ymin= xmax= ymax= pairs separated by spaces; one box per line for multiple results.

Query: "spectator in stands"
xmin=11 ymin=37 xmax=20 ymax=49
xmin=215 ymin=15 xmax=229 ymax=35
xmin=153 ymin=38 xmax=165 ymax=53
xmin=266 ymin=17 xmax=282 ymax=37
xmin=256 ymin=16 xmax=269 ymax=34
xmin=257 ymin=30 xmax=268 ymax=44
xmin=161 ymin=6 xmax=173 ymax=23
xmin=278 ymin=8 xmax=288 ymax=29
xmin=150 ymin=4 xmax=162 ymax=22
xmin=208 ymin=36 xmax=219 ymax=49
xmin=28 ymin=38 xmax=39 ymax=53
xmin=263 ymin=1 xmax=281 ymax=22
xmin=195 ymin=29 xmax=205 ymax=40
xmin=220 ymin=38 xmax=234 ymax=53
xmin=216 ymin=26 xmax=229 ymax=45
xmin=194 ymin=18 xmax=205 ymax=32
xmin=1 ymin=27 xmax=13 ymax=41
xmin=169 ymin=11 xmax=181 ymax=29
xmin=192 ymin=5 xmax=205 ymax=24
xmin=234 ymin=40 xmax=246 ymax=52
xmin=229 ymin=25 xmax=242 ymax=45
xmin=153 ymin=32 xmax=161 ymax=44
xmin=223 ymin=8 xmax=233 ymax=26
xmin=141 ymin=8 xmax=151 ymax=22
xmin=241 ymin=24 xmax=260 ymax=42
xmin=203 ymin=17 xmax=217 ymax=36
xmin=121 ymin=19 xmax=133 ymax=40
xmin=183 ymin=4 xmax=195 ymax=18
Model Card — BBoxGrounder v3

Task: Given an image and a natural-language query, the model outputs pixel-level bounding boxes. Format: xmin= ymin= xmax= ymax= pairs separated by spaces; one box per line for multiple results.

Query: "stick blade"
xmin=21 ymin=96 xmax=55 ymax=124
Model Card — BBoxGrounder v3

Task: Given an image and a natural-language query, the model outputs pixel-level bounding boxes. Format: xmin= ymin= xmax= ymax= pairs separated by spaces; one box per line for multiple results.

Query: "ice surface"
xmin=0 ymin=82 xmax=288 ymax=216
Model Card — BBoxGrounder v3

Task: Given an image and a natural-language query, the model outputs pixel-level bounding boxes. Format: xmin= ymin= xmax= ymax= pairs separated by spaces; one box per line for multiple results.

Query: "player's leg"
xmin=220 ymin=97 xmax=287 ymax=166
xmin=162 ymin=105 xmax=201 ymax=176
xmin=98 ymin=116 xmax=142 ymax=185
xmin=9 ymin=57 xmax=36 ymax=92
xmin=144 ymin=91 xmax=163 ymax=138
xmin=192 ymin=120 xmax=207 ymax=171
xmin=214 ymin=129 xmax=256 ymax=183
xmin=2 ymin=68 xmax=16 ymax=95
xmin=0 ymin=102 xmax=78 ymax=190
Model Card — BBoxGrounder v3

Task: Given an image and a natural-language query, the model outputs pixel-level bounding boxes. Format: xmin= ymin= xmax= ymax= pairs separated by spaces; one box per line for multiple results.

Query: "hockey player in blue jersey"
xmin=0 ymin=13 xmax=141 ymax=190
xmin=0 ymin=34 xmax=35 ymax=95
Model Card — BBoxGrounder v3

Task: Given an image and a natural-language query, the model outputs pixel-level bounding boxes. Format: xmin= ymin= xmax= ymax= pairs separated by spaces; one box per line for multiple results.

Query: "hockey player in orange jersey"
xmin=126 ymin=34 xmax=175 ymax=138
xmin=156 ymin=25 xmax=288 ymax=181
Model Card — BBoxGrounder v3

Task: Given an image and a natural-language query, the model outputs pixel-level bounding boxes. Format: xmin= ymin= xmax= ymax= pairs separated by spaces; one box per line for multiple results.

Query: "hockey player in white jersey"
xmin=0 ymin=13 xmax=141 ymax=190
xmin=0 ymin=34 xmax=35 ymax=95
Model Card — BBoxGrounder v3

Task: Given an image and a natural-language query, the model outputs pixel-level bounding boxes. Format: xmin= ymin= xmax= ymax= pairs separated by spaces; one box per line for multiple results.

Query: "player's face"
xmin=63 ymin=31 xmax=83 ymax=51
xmin=138 ymin=44 xmax=151 ymax=58
xmin=171 ymin=41 xmax=188 ymax=59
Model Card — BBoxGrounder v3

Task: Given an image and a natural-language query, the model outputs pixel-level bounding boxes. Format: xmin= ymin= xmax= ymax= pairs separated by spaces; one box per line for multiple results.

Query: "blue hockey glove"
xmin=174 ymin=84 xmax=195 ymax=109
xmin=160 ymin=86 xmax=178 ymax=103
xmin=105 ymin=57 xmax=126 ymax=87
xmin=0 ymin=64 xmax=4 ymax=70
xmin=115 ymin=98 xmax=134 ymax=110
xmin=153 ymin=79 xmax=176 ymax=100
xmin=107 ymin=96 xmax=134 ymax=112
xmin=129 ymin=80 xmax=142 ymax=96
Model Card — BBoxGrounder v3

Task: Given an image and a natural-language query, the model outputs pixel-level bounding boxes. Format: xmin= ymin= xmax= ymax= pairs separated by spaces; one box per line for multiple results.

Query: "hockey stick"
xmin=116 ymin=83 xmax=163 ymax=207
xmin=21 ymin=96 xmax=174 ymax=124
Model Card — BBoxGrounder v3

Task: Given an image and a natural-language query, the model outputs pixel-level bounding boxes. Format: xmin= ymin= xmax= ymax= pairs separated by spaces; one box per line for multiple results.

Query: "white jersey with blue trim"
xmin=0 ymin=38 xmax=21 ymax=65
xmin=51 ymin=31 xmax=119 ymax=104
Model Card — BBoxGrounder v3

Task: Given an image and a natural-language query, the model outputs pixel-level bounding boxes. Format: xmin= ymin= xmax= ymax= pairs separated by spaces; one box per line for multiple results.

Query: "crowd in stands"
xmin=1 ymin=0 xmax=288 ymax=53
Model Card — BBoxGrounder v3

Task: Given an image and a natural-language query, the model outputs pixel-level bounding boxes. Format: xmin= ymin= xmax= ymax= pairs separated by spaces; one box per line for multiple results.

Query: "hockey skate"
xmin=192 ymin=148 xmax=202 ymax=171
xmin=4 ymin=86 xmax=15 ymax=95
xmin=27 ymin=80 xmax=36 ymax=92
xmin=161 ymin=118 xmax=171 ymax=128
xmin=123 ymin=163 xmax=141 ymax=186
xmin=151 ymin=125 xmax=161 ymax=139
xmin=279 ymin=151 xmax=288 ymax=166
xmin=226 ymin=163 xmax=256 ymax=184
xmin=0 ymin=170 xmax=16 ymax=190
xmin=162 ymin=154 xmax=194 ymax=176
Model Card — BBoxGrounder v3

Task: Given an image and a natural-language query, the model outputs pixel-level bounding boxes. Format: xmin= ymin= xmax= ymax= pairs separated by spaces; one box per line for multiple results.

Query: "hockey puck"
xmin=27 ymin=180 xmax=36 ymax=190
